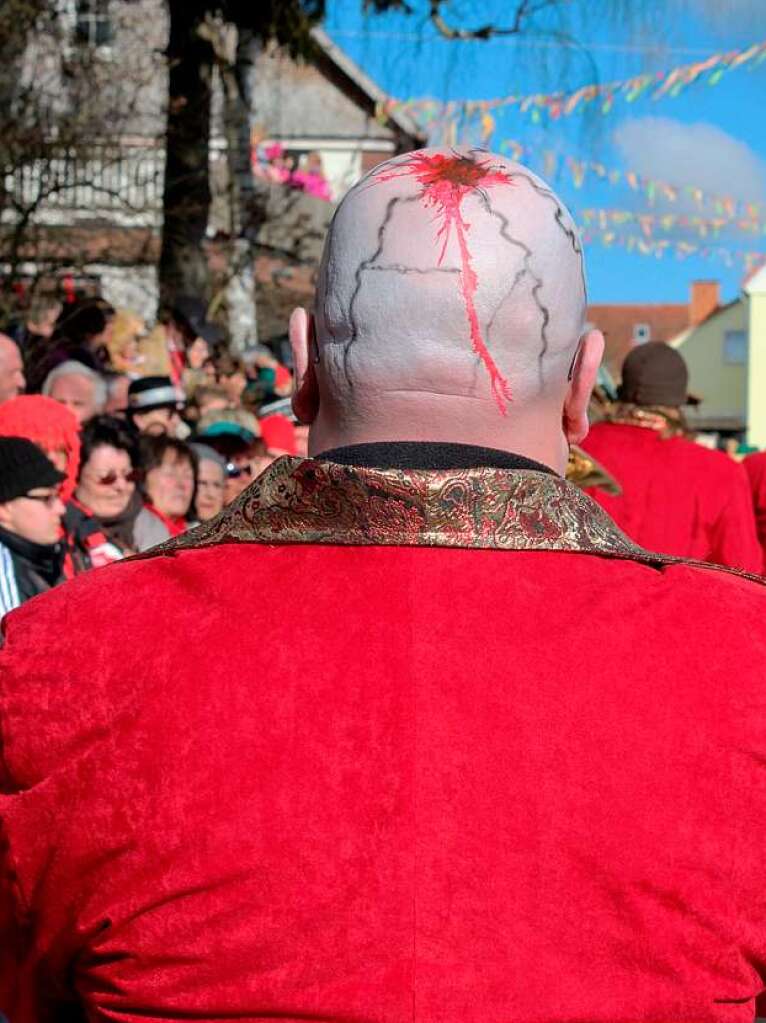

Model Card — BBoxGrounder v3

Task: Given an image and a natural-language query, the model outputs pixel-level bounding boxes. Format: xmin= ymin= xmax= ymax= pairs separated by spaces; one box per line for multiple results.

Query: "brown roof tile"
xmin=588 ymin=302 xmax=689 ymax=380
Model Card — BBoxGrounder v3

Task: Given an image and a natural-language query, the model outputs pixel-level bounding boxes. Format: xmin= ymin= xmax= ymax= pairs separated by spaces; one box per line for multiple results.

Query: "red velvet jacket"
xmin=2 ymin=456 xmax=766 ymax=1022
xmin=744 ymin=452 xmax=766 ymax=568
xmin=582 ymin=421 xmax=762 ymax=574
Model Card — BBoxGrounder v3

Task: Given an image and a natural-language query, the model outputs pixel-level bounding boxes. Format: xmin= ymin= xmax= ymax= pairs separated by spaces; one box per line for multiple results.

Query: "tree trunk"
xmin=158 ymin=3 xmax=214 ymax=308
xmin=221 ymin=28 xmax=260 ymax=350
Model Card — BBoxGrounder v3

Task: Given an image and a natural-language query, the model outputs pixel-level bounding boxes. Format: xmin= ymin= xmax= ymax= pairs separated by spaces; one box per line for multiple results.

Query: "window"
xmin=723 ymin=330 xmax=747 ymax=366
xmin=633 ymin=323 xmax=651 ymax=344
xmin=75 ymin=0 xmax=112 ymax=47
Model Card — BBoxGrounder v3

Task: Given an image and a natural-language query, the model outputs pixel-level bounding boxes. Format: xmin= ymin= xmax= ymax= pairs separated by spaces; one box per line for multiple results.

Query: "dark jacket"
xmin=0 ymin=524 xmax=65 ymax=614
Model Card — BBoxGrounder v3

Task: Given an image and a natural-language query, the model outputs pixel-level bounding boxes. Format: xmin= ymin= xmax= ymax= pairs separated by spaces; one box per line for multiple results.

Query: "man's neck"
xmin=316 ymin=441 xmax=557 ymax=475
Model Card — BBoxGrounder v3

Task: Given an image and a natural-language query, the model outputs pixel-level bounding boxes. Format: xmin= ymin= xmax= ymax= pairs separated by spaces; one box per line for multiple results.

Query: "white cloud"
xmin=613 ymin=116 xmax=766 ymax=203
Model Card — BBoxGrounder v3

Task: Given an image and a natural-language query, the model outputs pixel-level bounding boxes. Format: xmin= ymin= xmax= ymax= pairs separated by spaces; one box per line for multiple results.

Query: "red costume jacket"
xmin=744 ymin=452 xmax=766 ymax=568
xmin=582 ymin=421 xmax=762 ymax=573
xmin=2 ymin=456 xmax=766 ymax=1022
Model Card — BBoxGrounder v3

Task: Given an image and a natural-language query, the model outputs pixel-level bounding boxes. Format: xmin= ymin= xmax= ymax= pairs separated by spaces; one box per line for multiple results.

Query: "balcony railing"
xmin=2 ymin=141 xmax=165 ymax=228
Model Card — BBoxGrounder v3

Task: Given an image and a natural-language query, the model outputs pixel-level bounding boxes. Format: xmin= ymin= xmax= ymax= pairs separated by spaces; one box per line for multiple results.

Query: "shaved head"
xmin=291 ymin=148 xmax=603 ymax=471
xmin=0 ymin=334 xmax=25 ymax=405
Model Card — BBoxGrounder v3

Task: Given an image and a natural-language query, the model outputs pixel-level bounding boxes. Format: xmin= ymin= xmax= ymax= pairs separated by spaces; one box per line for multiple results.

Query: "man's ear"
xmin=289 ymin=307 xmax=320 ymax=425
xmin=563 ymin=329 xmax=604 ymax=446
xmin=0 ymin=502 xmax=13 ymax=529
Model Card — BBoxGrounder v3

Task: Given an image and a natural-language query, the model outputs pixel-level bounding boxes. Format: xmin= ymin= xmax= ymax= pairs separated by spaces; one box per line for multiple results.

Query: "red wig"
xmin=0 ymin=395 xmax=81 ymax=501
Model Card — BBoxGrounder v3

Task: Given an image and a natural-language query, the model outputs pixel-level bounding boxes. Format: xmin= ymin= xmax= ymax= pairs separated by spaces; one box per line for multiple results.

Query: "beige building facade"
xmin=745 ymin=265 xmax=766 ymax=449
xmin=672 ymin=298 xmax=748 ymax=434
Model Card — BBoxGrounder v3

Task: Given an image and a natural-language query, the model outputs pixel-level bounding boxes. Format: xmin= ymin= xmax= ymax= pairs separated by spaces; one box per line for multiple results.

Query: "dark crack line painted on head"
xmin=477 ymin=193 xmax=550 ymax=385
xmin=321 ymin=208 xmax=340 ymax=348
xmin=509 ymin=170 xmax=587 ymax=302
xmin=364 ymin=264 xmax=461 ymax=276
xmin=486 ymin=265 xmax=529 ymax=346
xmin=366 ymin=151 xmax=516 ymax=412
xmin=343 ymin=194 xmax=420 ymax=387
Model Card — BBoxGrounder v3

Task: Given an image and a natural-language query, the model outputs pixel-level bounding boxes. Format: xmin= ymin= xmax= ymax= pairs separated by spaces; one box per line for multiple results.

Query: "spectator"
xmin=71 ymin=416 xmax=169 ymax=556
xmin=6 ymin=296 xmax=62 ymax=353
xmin=189 ymin=444 xmax=226 ymax=523
xmin=215 ymin=352 xmax=248 ymax=407
xmin=140 ymin=298 xmax=220 ymax=388
xmin=42 ymin=360 xmax=107 ymax=425
xmin=0 ymin=334 xmax=25 ymax=404
xmin=259 ymin=414 xmax=298 ymax=457
xmin=0 ymin=395 xmax=122 ymax=576
xmin=26 ymin=298 xmax=114 ymax=392
xmin=106 ymin=309 xmax=146 ymax=375
xmin=191 ymin=384 xmax=230 ymax=421
xmin=582 ymin=343 xmax=762 ymax=573
xmin=0 ymin=436 xmax=66 ymax=615
xmin=140 ymin=435 xmax=197 ymax=538
xmin=196 ymin=408 xmax=264 ymax=503
xmin=104 ymin=372 xmax=131 ymax=416
xmin=126 ymin=376 xmax=186 ymax=437
xmin=0 ymin=394 xmax=81 ymax=501
xmin=197 ymin=433 xmax=264 ymax=504
xmin=744 ymin=452 xmax=766 ymax=570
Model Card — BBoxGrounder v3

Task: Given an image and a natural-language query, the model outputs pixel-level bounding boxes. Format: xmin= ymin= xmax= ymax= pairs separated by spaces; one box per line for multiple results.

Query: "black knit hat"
xmin=618 ymin=342 xmax=690 ymax=407
xmin=0 ymin=437 xmax=66 ymax=504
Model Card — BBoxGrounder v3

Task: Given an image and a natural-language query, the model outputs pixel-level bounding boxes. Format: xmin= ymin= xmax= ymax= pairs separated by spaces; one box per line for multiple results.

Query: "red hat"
xmin=259 ymin=414 xmax=297 ymax=456
xmin=274 ymin=364 xmax=292 ymax=392
xmin=0 ymin=395 xmax=81 ymax=501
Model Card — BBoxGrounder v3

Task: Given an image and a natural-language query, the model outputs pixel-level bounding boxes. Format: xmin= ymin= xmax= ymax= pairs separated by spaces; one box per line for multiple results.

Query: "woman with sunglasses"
xmin=68 ymin=416 xmax=171 ymax=564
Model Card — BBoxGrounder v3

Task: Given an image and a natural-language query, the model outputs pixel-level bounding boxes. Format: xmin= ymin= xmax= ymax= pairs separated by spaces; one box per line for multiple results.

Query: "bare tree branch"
xmin=428 ymin=0 xmax=566 ymax=41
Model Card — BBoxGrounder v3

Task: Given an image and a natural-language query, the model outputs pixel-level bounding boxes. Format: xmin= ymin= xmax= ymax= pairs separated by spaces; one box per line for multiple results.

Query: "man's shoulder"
xmin=744 ymin=450 xmax=766 ymax=482
xmin=666 ymin=435 xmax=745 ymax=474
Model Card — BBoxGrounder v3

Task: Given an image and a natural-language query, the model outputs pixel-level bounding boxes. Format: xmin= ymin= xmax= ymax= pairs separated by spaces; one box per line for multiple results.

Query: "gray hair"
xmin=42 ymin=360 xmax=108 ymax=409
xmin=189 ymin=443 xmax=227 ymax=474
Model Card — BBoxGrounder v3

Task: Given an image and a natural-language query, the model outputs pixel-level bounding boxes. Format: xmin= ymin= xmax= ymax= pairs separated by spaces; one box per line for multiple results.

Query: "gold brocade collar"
xmin=605 ymin=403 xmax=688 ymax=439
xmin=148 ymin=455 xmax=688 ymax=571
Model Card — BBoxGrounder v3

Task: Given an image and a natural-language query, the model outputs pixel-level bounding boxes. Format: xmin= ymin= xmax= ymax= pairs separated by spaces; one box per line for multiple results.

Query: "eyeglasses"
xmin=22 ymin=492 xmax=62 ymax=508
xmin=226 ymin=463 xmax=253 ymax=480
xmin=92 ymin=469 xmax=142 ymax=486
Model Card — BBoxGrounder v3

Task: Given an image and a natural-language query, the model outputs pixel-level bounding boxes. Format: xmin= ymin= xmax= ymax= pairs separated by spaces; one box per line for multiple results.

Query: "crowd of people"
xmin=0 ymin=294 xmax=307 ymax=614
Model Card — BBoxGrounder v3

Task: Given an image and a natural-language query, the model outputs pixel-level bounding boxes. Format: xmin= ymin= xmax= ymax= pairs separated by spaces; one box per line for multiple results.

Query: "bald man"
xmin=0 ymin=333 xmax=25 ymax=404
xmin=3 ymin=149 xmax=766 ymax=1021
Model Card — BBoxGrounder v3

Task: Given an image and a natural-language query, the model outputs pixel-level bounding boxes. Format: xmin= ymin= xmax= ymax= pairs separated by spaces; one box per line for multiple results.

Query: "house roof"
xmin=310 ymin=27 xmax=425 ymax=145
xmin=588 ymin=302 xmax=690 ymax=380
xmin=744 ymin=262 xmax=766 ymax=296
xmin=668 ymin=297 xmax=741 ymax=349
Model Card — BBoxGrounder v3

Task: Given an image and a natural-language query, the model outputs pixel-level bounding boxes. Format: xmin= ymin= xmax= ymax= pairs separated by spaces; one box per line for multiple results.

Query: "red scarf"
xmin=143 ymin=504 xmax=188 ymax=538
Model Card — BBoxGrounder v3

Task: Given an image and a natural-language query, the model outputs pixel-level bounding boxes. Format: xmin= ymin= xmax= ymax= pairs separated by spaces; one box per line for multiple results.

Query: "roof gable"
xmin=588 ymin=302 xmax=689 ymax=378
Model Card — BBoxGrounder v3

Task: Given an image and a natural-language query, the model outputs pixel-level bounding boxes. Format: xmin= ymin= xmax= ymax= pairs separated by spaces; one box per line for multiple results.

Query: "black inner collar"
xmin=317 ymin=442 xmax=557 ymax=475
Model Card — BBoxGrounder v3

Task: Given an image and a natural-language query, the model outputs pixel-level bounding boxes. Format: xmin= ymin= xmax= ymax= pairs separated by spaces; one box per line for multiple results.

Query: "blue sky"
xmin=323 ymin=0 xmax=766 ymax=305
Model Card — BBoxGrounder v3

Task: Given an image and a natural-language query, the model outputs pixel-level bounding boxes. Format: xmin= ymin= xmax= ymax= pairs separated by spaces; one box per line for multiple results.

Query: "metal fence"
xmin=2 ymin=142 xmax=165 ymax=227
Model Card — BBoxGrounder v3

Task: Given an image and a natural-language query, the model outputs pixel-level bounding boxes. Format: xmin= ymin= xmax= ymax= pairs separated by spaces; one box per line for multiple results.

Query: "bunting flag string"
xmin=578 ymin=208 xmax=766 ymax=239
xmin=382 ymin=37 xmax=766 ymax=125
xmin=497 ymin=140 xmax=766 ymax=221
xmin=580 ymin=230 xmax=764 ymax=270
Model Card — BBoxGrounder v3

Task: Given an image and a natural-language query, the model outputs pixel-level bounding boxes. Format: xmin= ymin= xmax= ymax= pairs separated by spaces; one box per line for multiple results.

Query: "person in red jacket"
xmin=582 ymin=341 xmax=762 ymax=573
xmin=744 ymin=451 xmax=766 ymax=568
xmin=3 ymin=148 xmax=766 ymax=1022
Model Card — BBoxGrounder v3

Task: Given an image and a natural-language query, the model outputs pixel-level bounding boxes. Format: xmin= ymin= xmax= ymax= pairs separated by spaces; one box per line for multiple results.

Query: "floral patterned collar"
xmin=145 ymin=455 xmax=696 ymax=572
